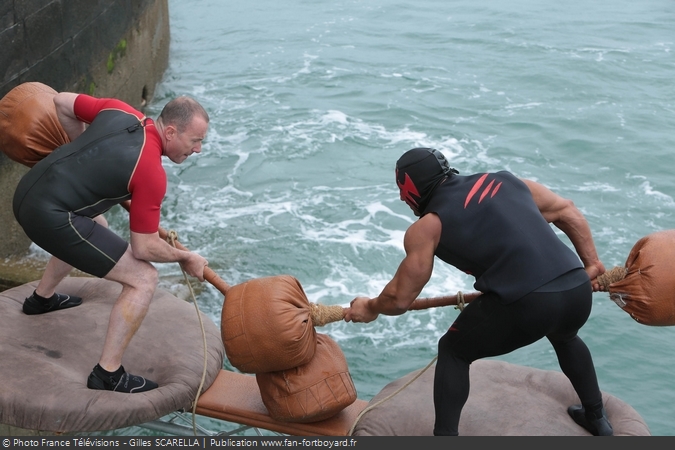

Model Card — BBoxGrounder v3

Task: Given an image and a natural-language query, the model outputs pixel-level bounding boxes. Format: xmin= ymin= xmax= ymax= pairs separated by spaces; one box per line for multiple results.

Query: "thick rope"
xmin=309 ymin=303 xmax=345 ymax=326
xmin=166 ymin=230 xmax=209 ymax=437
xmin=310 ymin=291 xmax=473 ymax=326
xmin=596 ymin=266 xmax=628 ymax=291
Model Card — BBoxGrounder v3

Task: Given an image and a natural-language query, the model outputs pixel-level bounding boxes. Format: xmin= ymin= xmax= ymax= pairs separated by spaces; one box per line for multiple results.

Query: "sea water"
xmin=101 ymin=0 xmax=674 ymax=435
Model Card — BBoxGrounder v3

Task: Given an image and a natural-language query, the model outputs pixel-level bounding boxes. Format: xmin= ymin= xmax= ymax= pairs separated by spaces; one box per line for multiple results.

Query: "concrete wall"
xmin=0 ymin=0 xmax=170 ymax=288
xmin=1 ymin=0 xmax=170 ymax=104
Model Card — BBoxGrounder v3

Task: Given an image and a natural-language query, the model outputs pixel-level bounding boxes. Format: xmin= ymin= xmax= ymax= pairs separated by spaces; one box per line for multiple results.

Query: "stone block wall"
xmin=1 ymin=0 xmax=170 ymax=106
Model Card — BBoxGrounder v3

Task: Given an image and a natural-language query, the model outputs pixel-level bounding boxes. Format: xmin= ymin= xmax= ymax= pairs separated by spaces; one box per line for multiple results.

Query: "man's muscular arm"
xmin=344 ymin=213 xmax=440 ymax=323
xmin=522 ymin=179 xmax=605 ymax=290
xmin=130 ymin=232 xmax=208 ymax=281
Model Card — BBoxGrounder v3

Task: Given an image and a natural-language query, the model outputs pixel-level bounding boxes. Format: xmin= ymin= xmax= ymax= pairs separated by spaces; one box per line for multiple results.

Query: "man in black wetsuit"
xmin=13 ymin=92 xmax=209 ymax=393
xmin=345 ymin=147 xmax=613 ymax=436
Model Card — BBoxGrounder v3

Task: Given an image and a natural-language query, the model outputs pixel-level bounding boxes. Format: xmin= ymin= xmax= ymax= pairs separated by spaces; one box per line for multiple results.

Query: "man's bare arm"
xmin=522 ymin=179 xmax=605 ymax=287
xmin=130 ymin=231 xmax=208 ymax=281
xmin=53 ymin=92 xmax=86 ymax=141
xmin=345 ymin=213 xmax=440 ymax=322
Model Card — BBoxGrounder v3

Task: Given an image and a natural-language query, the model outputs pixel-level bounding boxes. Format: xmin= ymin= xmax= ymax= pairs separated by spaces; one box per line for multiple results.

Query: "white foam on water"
xmin=112 ymin=0 xmax=675 ymax=434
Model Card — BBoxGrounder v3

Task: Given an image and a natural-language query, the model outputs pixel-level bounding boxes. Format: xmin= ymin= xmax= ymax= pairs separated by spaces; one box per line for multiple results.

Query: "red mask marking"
xmin=396 ymin=169 xmax=420 ymax=208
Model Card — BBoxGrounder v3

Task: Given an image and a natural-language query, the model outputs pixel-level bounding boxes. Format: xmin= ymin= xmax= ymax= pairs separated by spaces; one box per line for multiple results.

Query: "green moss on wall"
xmin=106 ymin=39 xmax=128 ymax=74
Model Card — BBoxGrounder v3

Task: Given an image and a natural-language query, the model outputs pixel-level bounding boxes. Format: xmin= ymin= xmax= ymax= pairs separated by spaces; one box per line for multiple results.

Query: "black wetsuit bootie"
xmin=568 ymin=404 xmax=613 ymax=436
xmin=23 ymin=291 xmax=82 ymax=315
xmin=87 ymin=364 xmax=158 ymax=393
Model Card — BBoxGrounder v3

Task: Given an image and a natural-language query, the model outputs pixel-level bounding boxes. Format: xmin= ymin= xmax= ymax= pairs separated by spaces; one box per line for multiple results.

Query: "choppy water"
xmin=98 ymin=0 xmax=674 ymax=435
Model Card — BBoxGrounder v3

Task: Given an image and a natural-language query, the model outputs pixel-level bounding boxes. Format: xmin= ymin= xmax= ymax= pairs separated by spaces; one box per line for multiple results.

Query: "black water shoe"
xmin=87 ymin=364 xmax=158 ymax=393
xmin=23 ymin=291 xmax=82 ymax=315
xmin=568 ymin=404 xmax=613 ymax=436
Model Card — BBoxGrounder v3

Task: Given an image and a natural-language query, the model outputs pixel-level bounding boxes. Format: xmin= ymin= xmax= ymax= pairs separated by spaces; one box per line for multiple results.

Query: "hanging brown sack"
xmin=0 ymin=82 xmax=69 ymax=167
xmin=256 ymin=333 xmax=357 ymax=423
xmin=603 ymin=229 xmax=675 ymax=326
xmin=221 ymin=275 xmax=317 ymax=374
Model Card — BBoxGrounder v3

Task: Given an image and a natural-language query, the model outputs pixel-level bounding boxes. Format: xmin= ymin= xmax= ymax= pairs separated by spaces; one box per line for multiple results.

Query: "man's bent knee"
xmin=105 ymin=249 xmax=159 ymax=292
xmin=133 ymin=263 xmax=159 ymax=295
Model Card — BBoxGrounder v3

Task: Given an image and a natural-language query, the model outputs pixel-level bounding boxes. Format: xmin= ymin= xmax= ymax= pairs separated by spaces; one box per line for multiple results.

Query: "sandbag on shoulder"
xmin=0 ymin=82 xmax=69 ymax=167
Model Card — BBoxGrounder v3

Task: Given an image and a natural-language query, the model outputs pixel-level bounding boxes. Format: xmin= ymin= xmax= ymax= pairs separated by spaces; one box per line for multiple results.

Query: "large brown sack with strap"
xmin=221 ymin=275 xmax=317 ymax=373
xmin=0 ymin=82 xmax=69 ymax=167
xmin=256 ymin=333 xmax=357 ymax=423
xmin=609 ymin=229 xmax=675 ymax=326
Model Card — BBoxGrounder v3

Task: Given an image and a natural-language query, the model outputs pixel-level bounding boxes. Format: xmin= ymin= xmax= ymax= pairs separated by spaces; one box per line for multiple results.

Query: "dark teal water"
xmin=103 ymin=0 xmax=674 ymax=435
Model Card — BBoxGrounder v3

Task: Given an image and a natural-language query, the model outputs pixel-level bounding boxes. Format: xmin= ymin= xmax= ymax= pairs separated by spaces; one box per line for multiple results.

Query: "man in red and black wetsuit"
xmin=13 ymin=92 xmax=209 ymax=393
xmin=345 ymin=147 xmax=613 ymax=436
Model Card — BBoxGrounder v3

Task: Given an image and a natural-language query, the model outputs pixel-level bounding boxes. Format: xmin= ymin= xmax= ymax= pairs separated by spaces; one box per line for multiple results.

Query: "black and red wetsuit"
xmin=13 ymin=95 xmax=166 ymax=277
xmin=424 ymin=171 xmax=604 ymax=435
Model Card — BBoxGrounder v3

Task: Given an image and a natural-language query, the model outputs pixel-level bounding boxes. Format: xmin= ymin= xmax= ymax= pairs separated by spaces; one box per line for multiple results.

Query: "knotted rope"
xmin=455 ymin=291 xmax=466 ymax=311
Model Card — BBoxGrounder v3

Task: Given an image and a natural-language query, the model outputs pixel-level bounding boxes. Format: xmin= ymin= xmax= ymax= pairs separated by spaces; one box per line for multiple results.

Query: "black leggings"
xmin=433 ymin=278 xmax=602 ymax=436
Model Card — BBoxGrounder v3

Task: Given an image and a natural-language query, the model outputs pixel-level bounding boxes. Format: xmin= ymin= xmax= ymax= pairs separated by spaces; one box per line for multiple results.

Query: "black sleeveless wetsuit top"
xmin=424 ymin=171 xmax=583 ymax=303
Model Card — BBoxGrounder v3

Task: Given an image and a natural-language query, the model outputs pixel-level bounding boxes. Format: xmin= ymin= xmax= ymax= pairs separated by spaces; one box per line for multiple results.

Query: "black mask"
xmin=395 ymin=148 xmax=458 ymax=213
